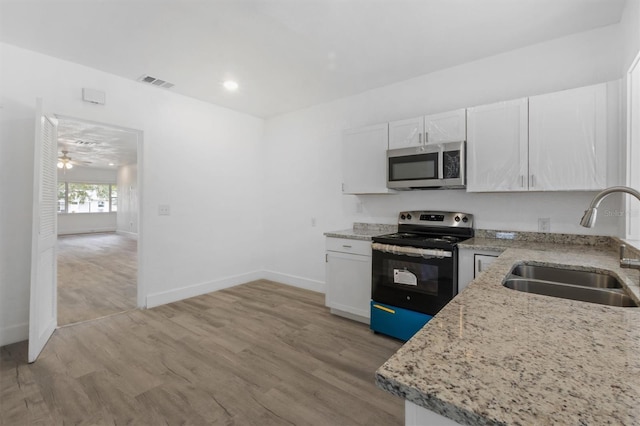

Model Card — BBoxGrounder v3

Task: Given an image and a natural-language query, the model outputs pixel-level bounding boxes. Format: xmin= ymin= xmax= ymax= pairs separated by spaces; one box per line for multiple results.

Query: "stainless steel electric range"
xmin=370 ymin=211 xmax=474 ymax=341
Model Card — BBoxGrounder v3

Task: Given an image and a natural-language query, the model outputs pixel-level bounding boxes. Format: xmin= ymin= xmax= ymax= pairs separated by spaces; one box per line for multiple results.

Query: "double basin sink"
xmin=503 ymin=264 xmax=638 ymax=307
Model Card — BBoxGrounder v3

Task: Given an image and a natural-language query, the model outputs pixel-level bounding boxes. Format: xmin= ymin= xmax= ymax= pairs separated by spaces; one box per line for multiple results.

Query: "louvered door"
xmin=28 ymin=98 xmax=58 ymax=363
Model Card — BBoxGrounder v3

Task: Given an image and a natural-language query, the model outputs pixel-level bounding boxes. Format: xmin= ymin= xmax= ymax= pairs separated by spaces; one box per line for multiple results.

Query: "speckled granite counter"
xmin=324 ymin=222 xmax=397 ymax=240
xmin=376 ymin=239 xmax=640 ymax=425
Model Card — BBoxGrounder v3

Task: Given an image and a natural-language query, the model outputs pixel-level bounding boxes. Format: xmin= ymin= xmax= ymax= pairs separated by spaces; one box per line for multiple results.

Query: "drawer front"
xmin=370 ymin=301 xmax=432 ymax=342
xmin=326 ymin=238 xmax=372 ymax=256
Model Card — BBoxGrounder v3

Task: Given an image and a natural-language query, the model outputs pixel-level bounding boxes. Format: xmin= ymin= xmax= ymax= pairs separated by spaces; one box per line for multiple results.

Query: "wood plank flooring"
xmin=1 ymin=280 xmax=404 ymax=425
xmin=57 ymin=232 xmax=137 ymax=326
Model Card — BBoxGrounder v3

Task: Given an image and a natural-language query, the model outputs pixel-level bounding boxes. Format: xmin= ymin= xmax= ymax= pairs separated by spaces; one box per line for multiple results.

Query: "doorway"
xmin=55 ymin=117 xmax=142 ymax=326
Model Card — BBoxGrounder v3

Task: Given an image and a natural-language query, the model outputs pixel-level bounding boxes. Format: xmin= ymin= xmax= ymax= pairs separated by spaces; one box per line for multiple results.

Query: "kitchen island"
xmin=376 ymin=237 xmax=640 ymax=425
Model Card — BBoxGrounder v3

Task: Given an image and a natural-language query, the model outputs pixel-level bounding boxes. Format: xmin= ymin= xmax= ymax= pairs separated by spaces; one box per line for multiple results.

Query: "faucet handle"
xmin=620 ymin=244 xmax=627 ymax=260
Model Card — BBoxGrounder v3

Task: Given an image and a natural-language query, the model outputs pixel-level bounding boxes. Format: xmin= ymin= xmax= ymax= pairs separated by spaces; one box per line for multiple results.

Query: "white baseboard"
xmin=261 ymin=270 xmax=325 ymax=293
xmin=0 ymin=322 xmax=28 ymax=347
xmin=58 ymin=227 xmax=117 ymax=235
xmin=146 ymin=270 xmax=264 ymax=308
xmin=116 ymin=230 xmax=138 ymax=237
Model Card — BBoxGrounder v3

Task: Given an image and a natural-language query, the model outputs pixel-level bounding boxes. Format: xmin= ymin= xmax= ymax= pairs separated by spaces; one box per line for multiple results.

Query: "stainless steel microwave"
xmin=387 ymin=141 xmax=466 ymax=189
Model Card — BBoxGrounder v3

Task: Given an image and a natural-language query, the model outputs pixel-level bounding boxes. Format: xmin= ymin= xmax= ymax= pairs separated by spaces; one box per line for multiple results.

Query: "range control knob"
xmin=400 ymin=214 xmax=406 ymax=220
xmin=454 ymin=216 xmax=461 ymax=222
xmin=462 ymin=216 xmax=469 ymax=223
xmin=406 ymin=214 xmax=412 ymax=220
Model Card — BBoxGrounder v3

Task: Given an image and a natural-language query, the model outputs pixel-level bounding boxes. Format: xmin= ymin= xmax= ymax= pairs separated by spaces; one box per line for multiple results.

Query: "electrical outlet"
xmin=158 ymin=204 xmax=170 ymax=216
xmin=496 ymin=232 xmax=515 ymax=240
xmin=538 ymin=217 xmax=550 ymax=232
xmin=356 ymin=201 xmax=363 ymax=213
xmin=311 ymin=217 xmax=317 ymax=227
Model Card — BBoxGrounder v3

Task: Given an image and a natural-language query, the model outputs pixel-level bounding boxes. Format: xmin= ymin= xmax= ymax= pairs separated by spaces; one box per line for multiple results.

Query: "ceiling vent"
xmin=74 ymin=140 xmax=97 ymax=146
xmin=137 ymin=74 xmax=175 ymax=89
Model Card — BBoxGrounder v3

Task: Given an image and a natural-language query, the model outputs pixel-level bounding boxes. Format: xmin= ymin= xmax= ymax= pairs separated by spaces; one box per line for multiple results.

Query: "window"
xmin=111 ymin=186 xmax=118 ymax=212
xmin=57 ymin=182 xmax=118 ymax=213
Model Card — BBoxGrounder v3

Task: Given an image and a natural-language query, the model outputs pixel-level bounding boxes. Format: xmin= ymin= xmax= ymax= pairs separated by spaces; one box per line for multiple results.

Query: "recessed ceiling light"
xmin=109 ymin=163 xmax=115 ymax=166
xmin=223 ymin=80 xmax=239 ymax=91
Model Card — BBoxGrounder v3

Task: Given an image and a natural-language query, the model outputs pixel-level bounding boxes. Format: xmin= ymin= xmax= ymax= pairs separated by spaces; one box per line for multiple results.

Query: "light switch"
xmin=158 ymin=205 xmax=170 ymax=216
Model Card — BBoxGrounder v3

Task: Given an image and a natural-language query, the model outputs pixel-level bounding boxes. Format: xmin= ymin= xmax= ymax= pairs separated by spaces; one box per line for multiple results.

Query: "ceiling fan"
xmin=57 ymin=150 xmax=91 ymax=170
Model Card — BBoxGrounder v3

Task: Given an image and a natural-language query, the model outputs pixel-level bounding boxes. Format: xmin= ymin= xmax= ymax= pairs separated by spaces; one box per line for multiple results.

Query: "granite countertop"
xmin=376 ymin=240 xmax=640 ymax=425
xmin=324 ymin=223 xmax=397 ymax=241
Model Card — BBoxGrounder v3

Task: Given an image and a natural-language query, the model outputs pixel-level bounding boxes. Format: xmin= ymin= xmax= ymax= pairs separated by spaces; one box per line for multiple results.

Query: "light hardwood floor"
xmin=1 ymin=280 xmax=404 ymax=425
xmin=57 ymin=232 xmax=137 ymax=326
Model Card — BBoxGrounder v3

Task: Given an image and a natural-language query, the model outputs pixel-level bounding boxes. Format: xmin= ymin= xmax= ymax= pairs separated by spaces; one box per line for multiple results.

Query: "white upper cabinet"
xmin=342 ymin=123 xmax=394 ymax=194
xmin=467 ymin=81 xmax=615 ymax=192
xmin=424 ymin=109 xmax=466 ymax=144
xmin=388 ymin=117 xmax=424 ymax=149
xmin=467 ymin=98 xmax=529 ymax=192
xmin=528 ymin=83 xmax=607 ymax=191
xmin=389 ymin=108 xmax=466 ymax=150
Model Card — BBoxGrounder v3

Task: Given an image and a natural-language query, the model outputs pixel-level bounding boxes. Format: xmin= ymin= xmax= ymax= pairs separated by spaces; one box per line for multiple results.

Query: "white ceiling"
xmin=57 ymin=119 xmax=138 ymax=169
xmin=0 ymin=0 xmax=627 ymax=119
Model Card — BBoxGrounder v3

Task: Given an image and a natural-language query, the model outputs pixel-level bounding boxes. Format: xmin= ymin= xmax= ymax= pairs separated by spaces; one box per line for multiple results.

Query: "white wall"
xmin=262 ymin=24 xmax=626 ymax=291
xmin=57 ymin=166 xmax=118 ymax=235
xmin=621 ymin=0 xmax=640 ymax=72
xmin=117 ymin=164 xmax=138 ymax=234
xmin=0 ymin=42 xmax=265 ymax=346
xmin=57 ymin=165 xmax=117 ymax=183
xmin=58 ymin=213 xmax=117 ymax=235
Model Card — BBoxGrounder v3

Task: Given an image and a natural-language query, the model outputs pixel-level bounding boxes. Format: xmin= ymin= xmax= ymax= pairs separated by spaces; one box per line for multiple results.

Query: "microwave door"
xmin=387 ymin=147 xmax=441 ymax=189
xmin=387 ymin=150 xmax=440 ymax=189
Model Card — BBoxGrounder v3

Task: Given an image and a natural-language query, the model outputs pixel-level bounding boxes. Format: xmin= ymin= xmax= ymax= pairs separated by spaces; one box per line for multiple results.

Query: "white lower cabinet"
xmin=325 ymin=238 xmax=372 ymax=323
xmin=405 ymin=401 xmax=461 ymax=426
xmin=458 ymin=248 xmax=502 ymax=293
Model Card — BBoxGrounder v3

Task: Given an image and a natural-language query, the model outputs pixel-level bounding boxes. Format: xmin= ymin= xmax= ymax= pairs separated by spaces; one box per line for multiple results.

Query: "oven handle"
xmin=372 ymin=242 xmax=452 ymax=258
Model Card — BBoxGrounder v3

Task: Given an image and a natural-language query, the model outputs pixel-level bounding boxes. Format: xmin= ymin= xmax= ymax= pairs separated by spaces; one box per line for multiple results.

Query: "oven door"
xmin=371 ymin=243 xmax=457 ymax=315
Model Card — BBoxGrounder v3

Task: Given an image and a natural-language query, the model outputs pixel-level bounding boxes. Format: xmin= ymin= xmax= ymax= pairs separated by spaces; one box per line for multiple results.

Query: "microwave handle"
xmin=438 ymin=149 xmax=444 ymax=180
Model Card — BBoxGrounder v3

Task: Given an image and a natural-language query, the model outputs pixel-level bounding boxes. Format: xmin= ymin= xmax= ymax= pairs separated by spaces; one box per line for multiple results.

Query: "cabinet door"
xmin=342 ymin=123 xmax=392 ymax=194
xmin=424 ymin=109 xmax=466 ymax=144
xmin=474 ymin=254 xmax=498 ymax=277
xmin=467 ymin=98 xmax=529 ymax=192
xmin=388 ymin=116 xmax=424 ymax=150
xmin=325 ymin=251 xmax=372 ymax=320
xmin=529 ymin=83 xmax=607 ymax=191
xmin=458 ymin=248 xmax=502 ymax=293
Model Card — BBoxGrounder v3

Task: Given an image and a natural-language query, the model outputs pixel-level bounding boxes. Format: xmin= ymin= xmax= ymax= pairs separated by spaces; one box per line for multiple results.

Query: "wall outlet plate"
xmin=495 ymin=232 xmax=516 ymax=240
xmin=158 ymin=204 xmax=170 ymax=216
xmin=538 ymin=218 xmax=551 ymax=232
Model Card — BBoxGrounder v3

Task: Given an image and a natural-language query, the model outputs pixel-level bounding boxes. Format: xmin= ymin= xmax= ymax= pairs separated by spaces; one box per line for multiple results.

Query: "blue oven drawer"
xmin=370 ymin=301 xmax=433 ymax=342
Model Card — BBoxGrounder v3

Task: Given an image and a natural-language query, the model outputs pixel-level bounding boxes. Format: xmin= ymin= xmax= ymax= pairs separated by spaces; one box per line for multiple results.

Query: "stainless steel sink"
xmin=503 ymin=278 xmax=638 ymax=307
xmin=503 ymin=264 xmax=638 ymax=307
xmin=510 ymin=264 xmax=622 ymax=288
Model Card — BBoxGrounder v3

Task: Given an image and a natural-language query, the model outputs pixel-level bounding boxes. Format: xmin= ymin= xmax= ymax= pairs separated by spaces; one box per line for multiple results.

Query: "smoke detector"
xmin=137 ymin=74 xmax=175 ymax=89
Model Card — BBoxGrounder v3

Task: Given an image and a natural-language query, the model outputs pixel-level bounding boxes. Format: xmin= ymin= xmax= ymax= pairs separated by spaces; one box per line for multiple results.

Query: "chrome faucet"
xmin=580 ymin=186 xmax=640 ymax=271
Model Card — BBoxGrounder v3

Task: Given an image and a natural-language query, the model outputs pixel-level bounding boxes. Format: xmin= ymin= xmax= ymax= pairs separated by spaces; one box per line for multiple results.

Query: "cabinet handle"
xmin=531 ymin=175 xmax=535 ymax=187
xmin=477 ymin=259 xmax=482 ymax=273
xmin=418 ymin=133 xmax=422 ymax=144
xmin=325 ymin=253 xmax=328 ymax=263
xmin=342 ymin=245 xmax=352 ymax=248
xmin=520 ymin=175 xmax=524 ymax=188
xmin=425 ymin=131 xmax=429 ymax=144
